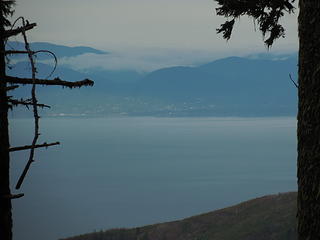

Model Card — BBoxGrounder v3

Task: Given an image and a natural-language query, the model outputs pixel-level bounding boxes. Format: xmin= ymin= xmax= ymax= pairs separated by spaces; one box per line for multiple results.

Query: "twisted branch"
xmin=33 ymin=50 xmax=58 ymax=78
xmin=5 ymin=49 xmax=58 ymax=79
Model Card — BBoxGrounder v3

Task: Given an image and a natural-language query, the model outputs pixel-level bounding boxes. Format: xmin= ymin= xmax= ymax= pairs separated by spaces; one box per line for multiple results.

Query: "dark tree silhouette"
xmin=0 ymin=1 xmax=94 ymax=239
xmin=214 ymin=0 xmax=320 ymax=239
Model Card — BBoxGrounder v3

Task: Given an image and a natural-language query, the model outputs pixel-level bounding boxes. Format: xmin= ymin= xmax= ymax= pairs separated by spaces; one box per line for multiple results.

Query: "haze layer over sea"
xmin=10 ymin=117 xmax=297 ymax=240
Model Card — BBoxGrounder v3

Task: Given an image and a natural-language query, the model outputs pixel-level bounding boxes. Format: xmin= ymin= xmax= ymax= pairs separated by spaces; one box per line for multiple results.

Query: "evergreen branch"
xmin=214 ymin=0 xmax=295 ymax=47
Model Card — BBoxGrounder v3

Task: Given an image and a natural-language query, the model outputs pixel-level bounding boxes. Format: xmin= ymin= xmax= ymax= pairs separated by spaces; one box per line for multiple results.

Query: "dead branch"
xmin=4 ymin=22 xmax=36 ymax=38
xmin=3 ymin=194 xmax=25 ymax=200
xmin=289 ymin=74 xmax=298 ymax=88
xmin=6 ymin=76 xmax=94 ymax=88
xmin=5 ymin=49 xmax=58 ymax=79
xmin=8 ymin=17 xmax=94 ymax=190
xmin=8 ymin=99 xmax=50 ymax=108
xmin=15 ymin=17 xmax=40 ymax=190
xmin=5 ymin=85 xmax=19 ymax=91
xmin=5 ymin=50 xmax=35 ymax=55
xmin=9 ymin=142 xmax=60 ymax=152
xmin=33 ymin=50 xmax=58 ymax=78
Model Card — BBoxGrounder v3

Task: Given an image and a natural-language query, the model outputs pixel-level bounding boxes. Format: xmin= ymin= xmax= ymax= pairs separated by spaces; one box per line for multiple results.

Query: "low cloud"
xmin=57 ymin=45 xmax=297 ymax=73
xmin=27 ymin=45 xmax=298 ymax=73
xmin=57 ymin=48 xmax=221 ymax=72
xmin=57 ymin=46 xmax=284 ymax=73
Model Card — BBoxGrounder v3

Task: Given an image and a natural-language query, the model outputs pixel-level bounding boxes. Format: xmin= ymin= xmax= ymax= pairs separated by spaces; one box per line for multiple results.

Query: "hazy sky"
xmin=12 ymin=0 xmax=299 ymax=71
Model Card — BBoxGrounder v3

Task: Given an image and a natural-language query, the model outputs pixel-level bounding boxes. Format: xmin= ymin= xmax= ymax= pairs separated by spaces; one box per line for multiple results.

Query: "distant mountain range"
xmin=135 ymin=56 xmax=297 ymax=116
xmin=6 ymin=42 xmax=298 ymax=117
xmin=6 ymin=41 xmax=108 ymax=60
xmin=61 ymin=192 xmax=297 ymax=240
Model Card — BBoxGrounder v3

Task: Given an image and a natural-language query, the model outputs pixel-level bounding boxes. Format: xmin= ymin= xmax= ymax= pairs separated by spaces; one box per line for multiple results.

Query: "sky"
xmin=12 ymin=0 xmax=299 ymax=71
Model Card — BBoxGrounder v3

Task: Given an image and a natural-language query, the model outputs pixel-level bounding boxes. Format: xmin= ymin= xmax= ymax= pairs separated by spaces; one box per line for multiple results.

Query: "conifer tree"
xmin=214 ymin=0 xmax=320 ymax=239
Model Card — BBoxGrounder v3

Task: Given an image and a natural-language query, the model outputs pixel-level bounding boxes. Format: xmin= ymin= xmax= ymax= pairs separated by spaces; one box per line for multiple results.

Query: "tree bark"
xmin=0 ymin=14 xmax=13 ymax=240
xmin=297 ymin=1 xmax=320 ymax=239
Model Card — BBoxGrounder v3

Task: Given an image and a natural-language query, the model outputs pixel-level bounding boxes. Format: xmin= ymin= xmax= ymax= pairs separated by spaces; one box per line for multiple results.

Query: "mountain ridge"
xmin=6 ymin=41 xmax=108 ymax=60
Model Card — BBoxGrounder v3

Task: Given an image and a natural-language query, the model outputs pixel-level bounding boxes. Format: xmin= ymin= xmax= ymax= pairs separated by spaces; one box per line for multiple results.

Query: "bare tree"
xmin=0 ymin=1 xmax=94 ymax=239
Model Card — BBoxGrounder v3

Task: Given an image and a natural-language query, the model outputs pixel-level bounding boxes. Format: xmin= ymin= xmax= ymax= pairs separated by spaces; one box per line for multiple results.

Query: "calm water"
xmin=9 ymin=117 xmax=297 ymax=240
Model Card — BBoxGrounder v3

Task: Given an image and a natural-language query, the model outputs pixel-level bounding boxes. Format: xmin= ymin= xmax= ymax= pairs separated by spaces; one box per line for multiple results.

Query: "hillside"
xmin=61 ymin=192 xmax=297 ymax=240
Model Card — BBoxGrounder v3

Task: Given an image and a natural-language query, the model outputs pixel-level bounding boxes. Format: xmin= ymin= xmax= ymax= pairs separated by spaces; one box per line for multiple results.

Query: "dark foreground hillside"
xmin=62 ymin=192 xmax=297 ymax=240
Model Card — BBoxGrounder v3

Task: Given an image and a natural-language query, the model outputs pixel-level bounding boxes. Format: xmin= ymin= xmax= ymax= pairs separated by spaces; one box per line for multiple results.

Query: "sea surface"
xmin=9 ymin=117 xmax=297 ymax=240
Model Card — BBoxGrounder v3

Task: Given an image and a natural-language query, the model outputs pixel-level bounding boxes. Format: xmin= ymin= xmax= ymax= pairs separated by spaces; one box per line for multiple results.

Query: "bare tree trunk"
xmin=0 ymin=15 xmax=13 ymax=240
xmin=297 ymin=1 xmax=320 ymax=239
